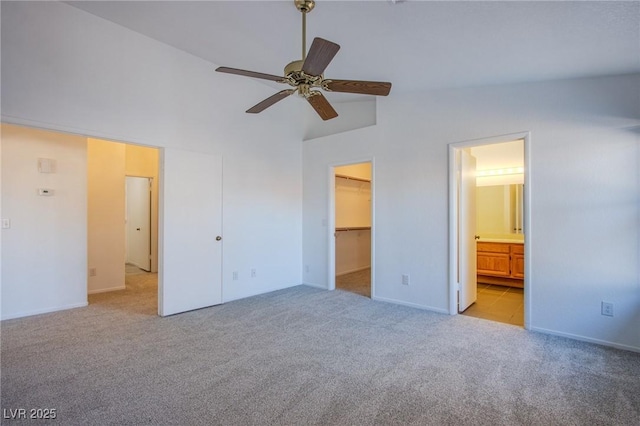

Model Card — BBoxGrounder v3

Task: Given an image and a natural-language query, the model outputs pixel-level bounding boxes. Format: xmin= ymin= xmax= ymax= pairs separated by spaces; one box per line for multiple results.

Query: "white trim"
xmin=157 ymin=148 xmax=165 ymax=316
xmin=222 ymin=282 xmax=301 ymax=303
xmin=1 ymin=302 xmax=88 ymax=321
xmin=530 ymin=326 xmax=640 ymax=354
xmin=303 ymin=282 xmax=328 ymax=290
xmin=372 ymin=295 xmax=449 ymax=315
xmin=88 ymin=285 xmax=126 ymax=295
xmin=448 ymin=131 xmax=532 ymax=330
xmin=328 ymin=158 xmax=376 ymax=297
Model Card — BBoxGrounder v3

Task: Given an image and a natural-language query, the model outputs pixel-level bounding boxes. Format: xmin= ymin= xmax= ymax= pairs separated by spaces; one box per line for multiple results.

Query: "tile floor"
xmin=461 ymin=283 xmax=524 ymax=327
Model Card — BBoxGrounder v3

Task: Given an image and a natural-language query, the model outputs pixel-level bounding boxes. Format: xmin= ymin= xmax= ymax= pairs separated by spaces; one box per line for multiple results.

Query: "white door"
xmin=458 ymin=150 xmax=477 ymax=312
xmin=160 ymin=148 xmax=223 ymax=316
xmin=126 ymin=177 xmax=152 ymax=271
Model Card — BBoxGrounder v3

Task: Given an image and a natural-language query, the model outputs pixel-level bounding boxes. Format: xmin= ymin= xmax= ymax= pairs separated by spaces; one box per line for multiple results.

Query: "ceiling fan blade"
xmin=307 ymin=92 xmax=338 ymax=121
xmin=302 ymin=38 xmax=340 ymax=76
xmin=324 ymin=80 xmax=392 ymax=96
xmin=246 ymin=89 xmax=296 ymax=114
xmin=216 ymin=66 xmax=286 ymax=82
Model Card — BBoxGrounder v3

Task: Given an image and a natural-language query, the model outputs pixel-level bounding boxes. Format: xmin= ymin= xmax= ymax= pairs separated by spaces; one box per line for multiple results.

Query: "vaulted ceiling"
xmin=66 ymin=0 xmax=639 ymax=103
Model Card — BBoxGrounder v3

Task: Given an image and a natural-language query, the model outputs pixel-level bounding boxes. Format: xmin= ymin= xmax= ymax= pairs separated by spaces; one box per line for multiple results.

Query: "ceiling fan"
xmin=215 ymin=0 xmax=392 ymax=121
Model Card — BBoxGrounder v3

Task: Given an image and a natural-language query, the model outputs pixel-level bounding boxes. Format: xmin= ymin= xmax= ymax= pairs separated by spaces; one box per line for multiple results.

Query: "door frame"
xmin=328 ymin=158 xmax=375 ymax=297
xmin=448 ymin=131 xmax=532 ymax=329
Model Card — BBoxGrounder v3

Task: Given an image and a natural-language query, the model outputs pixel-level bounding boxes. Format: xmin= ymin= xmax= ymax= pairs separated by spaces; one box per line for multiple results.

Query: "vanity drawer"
xmin=476 ymin=242 xmax=510 ymax=254
xmin=511 ymin=244 xmax=524 ymax=255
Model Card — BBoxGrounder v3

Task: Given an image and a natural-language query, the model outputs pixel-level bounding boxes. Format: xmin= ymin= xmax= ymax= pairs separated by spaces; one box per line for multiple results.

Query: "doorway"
xmin=449 ymin=133 xmax=531 ymax=328
xmin=87 ymin=139 xmax=160 ymax=314
xmin=125 ymin=176 xmax=152 ymax=272
xmin=329 ymin=161 xmax=374 ymax=298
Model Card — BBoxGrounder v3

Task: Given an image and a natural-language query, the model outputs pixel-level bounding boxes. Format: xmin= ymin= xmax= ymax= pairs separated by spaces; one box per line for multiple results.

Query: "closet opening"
xmin=330 ymin=161 xmax=374 ymax=298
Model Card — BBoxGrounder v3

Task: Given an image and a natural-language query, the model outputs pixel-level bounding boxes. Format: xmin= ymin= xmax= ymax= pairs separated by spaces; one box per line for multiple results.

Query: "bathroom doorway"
xmin=449 ymin=133 xmax=531 ymax=328
xmin=330 ymin=161 xmax=373 ymax=298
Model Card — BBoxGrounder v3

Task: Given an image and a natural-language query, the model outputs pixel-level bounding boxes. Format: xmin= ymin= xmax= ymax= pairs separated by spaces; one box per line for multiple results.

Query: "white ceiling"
xmin=66 ymin=0 xmax=640 ymax=102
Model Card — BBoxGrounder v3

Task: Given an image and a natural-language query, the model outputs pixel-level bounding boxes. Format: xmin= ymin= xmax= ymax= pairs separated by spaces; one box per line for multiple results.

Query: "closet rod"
xmin=335 ymin=174 xmax=371 ymax=183
xmin=335 ymin=226 xmax=371 ymax=232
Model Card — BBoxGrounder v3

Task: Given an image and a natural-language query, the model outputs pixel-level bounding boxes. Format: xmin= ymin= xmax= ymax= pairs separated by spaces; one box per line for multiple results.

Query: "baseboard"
xmin=88 ymin=285 xmax=126 ymax=295
xmin=222 ymin=282 xmax=301 ymax=304
xmin=372 ymin=295 xmax=449 ymax=314
xmin=1 ymin=302 xmax=88 ymax=321
xmin=530 ymin=326 xmax=640 ymax=353
xmin=336 ymin=266 xmax=371 ymax=277
xmin=303 ymin=282 xmax=328 ymax=290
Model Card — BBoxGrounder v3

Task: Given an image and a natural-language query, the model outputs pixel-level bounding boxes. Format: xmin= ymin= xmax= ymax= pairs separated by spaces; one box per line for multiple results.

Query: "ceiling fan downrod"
xmin=295 ymin=0 xmax=315 ymax=61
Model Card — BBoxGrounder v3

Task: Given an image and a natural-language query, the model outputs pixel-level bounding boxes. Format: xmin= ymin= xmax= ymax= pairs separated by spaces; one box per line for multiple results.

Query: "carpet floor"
xmin=336 ymin=268 xmax=371 ymax=298
xmin=1 ymin=277 xmax=639 ymax=425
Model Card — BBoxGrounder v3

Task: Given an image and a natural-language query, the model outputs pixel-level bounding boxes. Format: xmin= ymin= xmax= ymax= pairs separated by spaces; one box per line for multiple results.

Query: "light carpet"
xmin=336 ymin=268 xmax=371 ymax=298
xmin=1 ymin=277 xmax=639 ymax=425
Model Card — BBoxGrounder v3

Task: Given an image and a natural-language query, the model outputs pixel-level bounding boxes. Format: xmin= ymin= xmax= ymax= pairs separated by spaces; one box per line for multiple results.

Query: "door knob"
xmin=216 ymin=236 xmax=222 ymax=241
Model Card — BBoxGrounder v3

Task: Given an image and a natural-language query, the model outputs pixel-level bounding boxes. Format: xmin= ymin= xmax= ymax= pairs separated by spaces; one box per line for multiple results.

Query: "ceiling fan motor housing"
xmin=284 ymin=60 xmax=304 ymax=76
xmin=284 ymin=60 xmax=323 ymax=90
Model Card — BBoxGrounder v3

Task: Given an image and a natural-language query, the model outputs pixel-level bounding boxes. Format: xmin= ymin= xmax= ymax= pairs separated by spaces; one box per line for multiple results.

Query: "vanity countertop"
xmin=477 ymin=238 xmax=524 ymax=244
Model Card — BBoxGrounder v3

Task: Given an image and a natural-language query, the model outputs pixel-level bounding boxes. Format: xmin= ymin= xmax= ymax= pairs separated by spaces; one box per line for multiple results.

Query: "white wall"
xmin=335 ymin=230 xmax=371 ymax=276
xmin=1 ymin=1 xmax=303 ymax=317
xmin=303 ymin=74 xmax=640 ymax=351
xmin=1 ymin=124 xmax=88 ymax=319
xmin=87 ymin=138 xmax=126 ymax=294
xmin=304 ymin=99 xmax=376 ymax=141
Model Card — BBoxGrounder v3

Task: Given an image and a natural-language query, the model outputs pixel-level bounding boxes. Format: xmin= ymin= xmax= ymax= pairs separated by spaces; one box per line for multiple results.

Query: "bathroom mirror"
xmin=476 ymin=184 xmax=524 ymax=236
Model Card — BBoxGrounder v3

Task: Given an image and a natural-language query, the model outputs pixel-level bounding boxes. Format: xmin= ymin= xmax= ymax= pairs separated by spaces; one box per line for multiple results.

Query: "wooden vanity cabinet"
xmin=477 ymin=242 xmax=524 ymax=288
xmin=510 ymin=244 xmax=525 ymax=279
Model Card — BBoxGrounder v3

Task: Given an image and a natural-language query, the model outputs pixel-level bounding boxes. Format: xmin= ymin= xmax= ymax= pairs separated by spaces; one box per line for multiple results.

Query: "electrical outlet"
xmin=601 ymin=301 xmax=614 ymax=317
xmin=402 ymin=274 xmax=410 ymax=286
xmin=232 ymin=271 xmax=239 ymax=281
xmin=251 ymin=268 xmax=256 ymax=278
xmin=1 ymin=219 xmax=10 ymax=229
xmin=89 ymin=268 xmax=97 ymax=277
